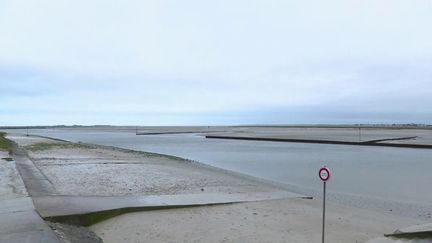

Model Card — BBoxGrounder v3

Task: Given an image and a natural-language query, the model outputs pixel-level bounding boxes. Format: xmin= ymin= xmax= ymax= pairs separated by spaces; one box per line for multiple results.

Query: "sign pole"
xmin=322 ymin=181 xmax=326 ymax=243
xmin=318 ymin=166 xmax=330 ymax=243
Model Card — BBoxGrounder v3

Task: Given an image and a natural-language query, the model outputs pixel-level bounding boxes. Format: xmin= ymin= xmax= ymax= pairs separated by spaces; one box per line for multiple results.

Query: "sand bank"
xmin=9 ymin=135 xmax=278 ymax=197
xmin=90 ymin=197 xmax=423 ymax=243
xmin=205 ymin=126 xmax=432 ymax=146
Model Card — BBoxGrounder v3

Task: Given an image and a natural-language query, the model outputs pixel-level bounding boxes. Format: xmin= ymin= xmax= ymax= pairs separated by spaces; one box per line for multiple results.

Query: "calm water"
xmin=26 ymin=129 xmax=432 ymax=208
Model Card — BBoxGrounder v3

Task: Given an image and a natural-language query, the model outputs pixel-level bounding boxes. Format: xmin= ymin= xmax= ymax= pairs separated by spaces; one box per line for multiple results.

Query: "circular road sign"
xmin=319 ymin=167 xmax=331 ymax=182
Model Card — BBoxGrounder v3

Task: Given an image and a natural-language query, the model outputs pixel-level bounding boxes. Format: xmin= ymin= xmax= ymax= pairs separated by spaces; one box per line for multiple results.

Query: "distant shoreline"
xmin=1 ymin=124 xmax=432 ymax=130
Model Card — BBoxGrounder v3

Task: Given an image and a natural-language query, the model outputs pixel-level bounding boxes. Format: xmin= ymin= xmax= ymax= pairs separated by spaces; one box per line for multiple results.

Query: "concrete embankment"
xmin=205 ymin=135 xmax=432 ymax=149
xmin=37 ymin=191 xmax=305 ymax=226
xmin=0 ymin=135 xmax=61 ymax=242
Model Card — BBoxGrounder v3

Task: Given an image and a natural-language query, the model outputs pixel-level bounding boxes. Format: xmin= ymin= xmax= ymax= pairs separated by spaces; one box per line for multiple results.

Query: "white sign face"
xmin=319 ymin=167 xmax=331 ymax=181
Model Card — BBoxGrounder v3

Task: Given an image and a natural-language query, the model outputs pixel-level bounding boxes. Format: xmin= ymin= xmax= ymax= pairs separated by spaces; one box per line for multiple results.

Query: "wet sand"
xmin=10 ymin=135 xmax=277 ymax=197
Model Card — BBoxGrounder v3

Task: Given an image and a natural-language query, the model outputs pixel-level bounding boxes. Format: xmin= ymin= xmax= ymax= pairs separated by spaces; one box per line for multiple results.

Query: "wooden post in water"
xmin=358 ymin=126 xmax=362 ymax=142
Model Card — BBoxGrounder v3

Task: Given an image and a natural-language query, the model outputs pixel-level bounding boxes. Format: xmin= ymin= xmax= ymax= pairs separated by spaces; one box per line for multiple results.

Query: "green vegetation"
xmin=47 ymin=205 xmax=199 ymax=226
xmin=0 ymin=132 xmax=12 ymax=154
xmin=25 ymin=142 xmax=64 ymax=151
xmin=25 ymin=142 xmax=93 ymax=151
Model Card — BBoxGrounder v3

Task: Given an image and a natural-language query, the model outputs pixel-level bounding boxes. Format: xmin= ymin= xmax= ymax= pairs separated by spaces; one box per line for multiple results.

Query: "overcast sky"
xmin=1 ymin=0 xmax=431 ymax=126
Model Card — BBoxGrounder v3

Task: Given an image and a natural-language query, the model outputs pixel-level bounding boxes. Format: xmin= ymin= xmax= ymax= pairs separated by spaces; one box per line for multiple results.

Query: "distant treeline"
xmin=0 ymin=125 xmax=114 ymax=129
xmin=237 ymin=124 xmax=432 ymax=129
xmin=1 ymin=124 xmax=432 ymax=130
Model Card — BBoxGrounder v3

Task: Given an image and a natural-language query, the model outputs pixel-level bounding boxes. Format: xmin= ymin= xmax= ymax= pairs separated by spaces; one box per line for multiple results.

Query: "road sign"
xmin=319 ymin=166 xmax=331 ymax=243
xmin=319 ymin=167 xmax=331 ymax=182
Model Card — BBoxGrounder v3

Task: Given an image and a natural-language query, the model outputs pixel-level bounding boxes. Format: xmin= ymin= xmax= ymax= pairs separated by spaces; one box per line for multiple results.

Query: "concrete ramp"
xmin=12 ymin=145 xmax=57 ymax=196
xmin=368 ymin=223 xmax=432 ymax=242
xmin=0 ymin=197 xmax=60 ymax=243
xmin=35 ymin=191 xmax=308 ymax=226
xmin=385 ymin=223 xmax=432 ymax=239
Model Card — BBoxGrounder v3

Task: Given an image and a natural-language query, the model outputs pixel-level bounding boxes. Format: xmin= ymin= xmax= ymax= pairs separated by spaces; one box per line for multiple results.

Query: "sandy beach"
xmin=1 ymin=131 xmax=428 ymax=242
xmin=90 ymin=197 xmax=422 ymax=243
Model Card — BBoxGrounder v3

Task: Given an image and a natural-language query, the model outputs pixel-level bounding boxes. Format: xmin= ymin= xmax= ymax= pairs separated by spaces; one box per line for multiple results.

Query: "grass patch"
xmin=0 ymin=132 xmax=12 ymax=154
xmin=2 ymin=157 xmax=13 ymax=161
xmin=25 ymin=142 xmax=93 ymax=151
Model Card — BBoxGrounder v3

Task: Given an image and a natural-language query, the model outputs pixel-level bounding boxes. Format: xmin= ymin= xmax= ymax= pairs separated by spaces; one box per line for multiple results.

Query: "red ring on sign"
xmin=319 ymin=167 xmax=331 ymax=181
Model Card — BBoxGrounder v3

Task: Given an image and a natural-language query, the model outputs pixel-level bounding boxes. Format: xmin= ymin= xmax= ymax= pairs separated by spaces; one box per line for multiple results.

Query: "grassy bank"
xmin=0 ymin=132 xmax=12 ymax=154
xmin=24 ymin=141 xmax=94 ymax=151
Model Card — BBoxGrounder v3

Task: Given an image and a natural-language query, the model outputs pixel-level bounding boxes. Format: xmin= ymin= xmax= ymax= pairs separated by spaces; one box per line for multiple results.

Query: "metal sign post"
xmin=319 ymin=166 xmax=331 ymax=243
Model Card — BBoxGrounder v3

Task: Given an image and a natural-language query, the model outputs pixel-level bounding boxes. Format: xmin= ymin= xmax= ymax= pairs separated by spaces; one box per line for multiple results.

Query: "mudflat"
xmin=10 ymin=135 xmax=278 ymax=197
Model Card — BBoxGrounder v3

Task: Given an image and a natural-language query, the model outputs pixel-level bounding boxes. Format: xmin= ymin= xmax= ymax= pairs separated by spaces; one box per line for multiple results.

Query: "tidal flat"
xmin=2 ymin=126 xmax=432 ymax=242
xmin=22 ymin=126 xmax=432 ymax=216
